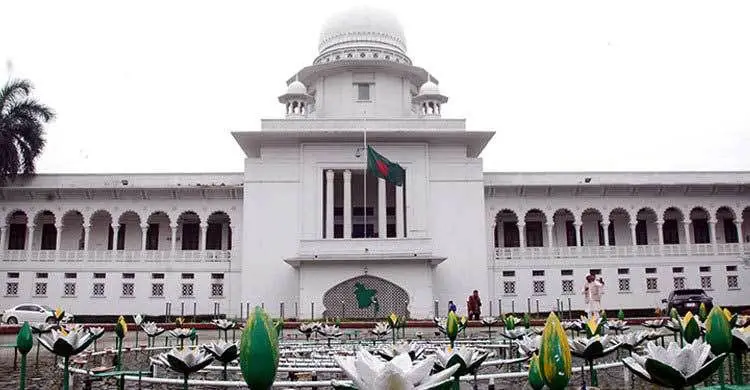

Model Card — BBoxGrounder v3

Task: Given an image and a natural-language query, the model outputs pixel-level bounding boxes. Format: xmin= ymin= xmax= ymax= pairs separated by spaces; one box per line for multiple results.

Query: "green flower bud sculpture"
xmin=274 ymin=318 xmax=284 ymax=339
xmin=681 ymin=311 xmax=701 ymax=345
xmin=698 ymin=303 xmax=708 ymax=322
xmin=523 ymin=313 xmax=531 ymax=329
xmin=705 ymin=305 xmax=732 ymax=386
xmin=446 ymin=311 xmax=459 ymax=349
xmin=387 ymin=313 xmax=399 ymax=343
xmin=539 ymin=312 xmax=572 ymax=390
xmin=17 ymin=322 xmax=33 ymax=390
xmin=618 ymin=309 xmax=625 ymax=321
xmin=240 ymin=306 xmax=279 ymax=390
xmin=528 ymin=353 xmax=545 ymax=390
xmin=114 ymin=316 xmax=127 ymax=372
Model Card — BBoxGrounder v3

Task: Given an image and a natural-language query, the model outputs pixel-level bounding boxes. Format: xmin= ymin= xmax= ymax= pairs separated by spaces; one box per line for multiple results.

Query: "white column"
xmin=517 ymin=222 xmax=526 ymax=248
xmin=574 ymin=222 xmax=582 ymax=246
xmin=83 ymin=224 xmax=91 ymax=250
xmin=629 ymin=222 xmax=637 ymax=246
xmin=27 ymin=225 xmax=35 ymax=251
xmin=140 ymin=223 xmax=148 ymax=251
xmin=709 ymin=219 xmax=718 ymax=254
xmin=325 ymin=169 xmax=334 ymax=239
xmin=0 ymin=225 xmax=6 ymax=252
xmin=170 ymin=223 xmax=178 ymax=252
xmin=656 ymin=220 xmax=664 ymax=245
xmin=343 ymin=170 xmax=352 ymax=239
xmin=602 ymin=222 xmax=610 ymax=246
xmin=55 ymin=223 xmax=63 ymax=251
xmin=378 ymin=178 xmax=387 ymax=238
xmin=200 ymin=223 xmax=208 ymax=251
xmin=111 ymin=224 xmax=119 ymax=251
xmin=545 ymin=222 xmax=554 ymax=247
xmin=683 ymin=221 xmax=692 ymax=244
xmin=737 ymin=220 xmax=746 ymax=254
xmin=396 ymin=184 xmax=404 ymax=238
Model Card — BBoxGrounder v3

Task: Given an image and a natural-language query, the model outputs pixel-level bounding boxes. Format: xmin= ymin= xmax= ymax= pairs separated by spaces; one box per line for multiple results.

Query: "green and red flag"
xmin=366 ymin=145 xmax=405 ymax=187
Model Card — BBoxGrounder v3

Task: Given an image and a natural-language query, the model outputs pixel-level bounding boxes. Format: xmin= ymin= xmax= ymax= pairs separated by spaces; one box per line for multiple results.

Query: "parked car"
xmin=2 ymin=304 xmax=73 ymax=325
xmin=662 ymin=289 xmax=713 ymax=315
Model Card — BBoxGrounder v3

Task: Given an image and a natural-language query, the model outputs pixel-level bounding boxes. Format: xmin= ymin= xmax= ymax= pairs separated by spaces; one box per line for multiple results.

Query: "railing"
xmin=0 ymin=250 xmax=233 ymax=263
xmin=494 ymin=243 xmax=747 ymax=261
xmin=298 ymin=237 xmax=433 ymax=257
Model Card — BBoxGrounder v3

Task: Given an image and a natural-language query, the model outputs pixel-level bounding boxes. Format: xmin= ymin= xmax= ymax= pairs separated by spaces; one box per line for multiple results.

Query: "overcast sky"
xmin=2 ymin=0 xmax=749 ymax=174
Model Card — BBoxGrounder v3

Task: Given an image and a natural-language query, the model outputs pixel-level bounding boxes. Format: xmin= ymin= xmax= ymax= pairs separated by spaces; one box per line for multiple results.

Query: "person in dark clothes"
xmin=467 ymin=290 xmax=482 ymax=320
xmin=448 ymin=300 xmax=457 ymax=313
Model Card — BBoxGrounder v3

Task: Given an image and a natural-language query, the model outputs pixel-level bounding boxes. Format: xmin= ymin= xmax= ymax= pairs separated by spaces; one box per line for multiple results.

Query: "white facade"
xmin=1 ymin=7 xmax=748 ymax=319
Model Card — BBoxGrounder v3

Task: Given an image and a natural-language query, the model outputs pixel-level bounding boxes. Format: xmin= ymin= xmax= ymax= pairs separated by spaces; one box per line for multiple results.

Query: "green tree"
xmin=0 ymin=79 xmax=54 ymax=185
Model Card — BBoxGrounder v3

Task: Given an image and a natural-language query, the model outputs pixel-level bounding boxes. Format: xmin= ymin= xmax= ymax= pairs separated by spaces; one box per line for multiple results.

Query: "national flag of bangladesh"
xmin=366 ymin=145 xmax=405 ymax=187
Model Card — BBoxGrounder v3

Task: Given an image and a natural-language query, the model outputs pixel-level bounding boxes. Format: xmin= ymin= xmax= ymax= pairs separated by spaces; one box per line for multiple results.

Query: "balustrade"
xmin=1 ymin=249 xmax=233 ymax=263
xmin=493 ymin=242 xmax=748 ymax=261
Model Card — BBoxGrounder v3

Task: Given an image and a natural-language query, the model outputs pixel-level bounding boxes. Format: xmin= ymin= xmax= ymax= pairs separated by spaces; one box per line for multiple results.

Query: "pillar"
xmin=378 ymin=178 xmax=387 ymax=238
xmin=55 ymin=223 xmax=63 ymax=251
xmin=656 ymin=220 xmax=664 ymax=245
xmin=325 ymin=169 xmax=334 ymax=239
xmin=709 ymin=219 xmax=717 ymax=254
xmin=140 ymin=223 xmax=148 ymax=251
xmin=545 ymin=222 xmax=554 ymax=248
xmin=602 ymin=221 xmax=610 ymax=246
xmin=396 ymin=184 xmax=405 ymax=238
xmin=574 ymin=222 xmax=582 ymax=246
xmin=27 ymin=225 xmax=35 ymax=251
xmin=200 ymin=223 xmax=208 ymax=251
xmin=0 ymin=225 xmax=6 ymax=252
xmin=171 ymin=223 xmax=178 ymax=252
xmin=629 ymin=222 xmax=637 ymax=246
xmin=734 ymin=220 xmax=742 ymax=244
xmin=517 ymin=223 xmax=526 ymax=248
xmin=83 ymin=224 xmax=91 ymax=250
xmin=683 ymin=221 xmax=691 ymax=245
xmin=343 ymin=170 xmax=352 ymax=238
xmin=111 ymin=224 xmax=120 ymax=251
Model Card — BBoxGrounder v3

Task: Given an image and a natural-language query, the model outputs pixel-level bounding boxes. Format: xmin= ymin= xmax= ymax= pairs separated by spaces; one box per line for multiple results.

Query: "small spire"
xmin=295 ymin=73 xmax=299 ymax=82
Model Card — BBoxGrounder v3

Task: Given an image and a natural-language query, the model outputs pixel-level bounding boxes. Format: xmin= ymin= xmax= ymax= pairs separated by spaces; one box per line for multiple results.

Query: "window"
xmin=526 ymin=222 xmax=544 ymax=247
xmin=152 ymin=273 xmax=165 ymax=279
xmin=726 ymin=265 xmax=737 ymax=272
xmin=533 ymin=280 xmax=546 ymax=295
xmin=561 ymin=269 xmax=573 ymax=276
xmin=723 ymin=219 xmax=739 ymax=243
xmin=64 ymin=273 xmax=77 ymax=279
xmin=181 ymin=223 xmax=199 ymax=250
xmin=701 ymin=276 xmax=712 ymax=290
xmin=502 ymin=271 xmax=515 ymax=277
xmin=673 ymin=277 xmax=685 ymax=289
xmin=617 ymin=268 xmax=630 ymax=275
xmin=532 ymin=270 xmax=545 ymax=277
xmin=122 ymin=283 xmax=134 ymax=297
xmin=562 ymin=280 xmax=574 ymax=294
xmin=93 ymin=273 xmax=106 ymax=279
xmin=699 ymin=266 xmax=711 ymax=273
xmin=64 ymin=282 xmax=76 ymax=297
xmin=356 ymin=83 xmax=371 ymax=101
xmin=92 ymin=283 xmax=105 ymax=297
xmin=151 ymin=283 xmax=164 ymax=297
xmin=41 ymin=223 xmax=57 ymax=250
xmin=34 ymin=282 xmax=47 ymax=296
xmin=618 ymin=278 xmax=631 ymax=292
xmin=6 ymin=282 xmax=18 ymax=296
xmin=565 ymin=221 xmax=576 ymax=246
xmin=727 ymin=275 xmax=739 ymax=290
xmin=503 ymin=281 xmax=516 ymax=295
xmin=116 ymin=224 xmax=126 ymax=250
xmin=36 ymin=272 xmax=48 ymax=279
xmin=503 ymin=222 xmax=520 ymax=247
xmin=7 ymin=272 xmax=19 ymax=278
xmin=211 ymin=273 xmax=224 ymax=280
xmin=8 ymin=223 xmax=26 ymax=249
xmin=672 ymin=267 xmax=684 ymax=273
xmin=181 ymin=273 xmax=194 ymax=279
xmin=607 ymin=223 xmax=616 ymax=246
xmin=589 ymin=269 xmax=602 ymax=275
xmin=122 ymin=273 xmax=135 ymax=279
xmin=211 ymin=283 xmax=224 ymax=297
xmin=646 ymin=278 xmax=658 ymax=292
xmin=663 ymin=220 xmax=680 ymax=244
xmin=635 ymin=220 xmax=648 ymax=245
xmin=693 ymin=219 xmax=710 ymax=243
xmin=645 ymin=268 xmax=657 ymax=274
xmin=206 ymin=223 xmax=223 ymax=250
xmin=181 ymin=283 xmax=194 ymax=297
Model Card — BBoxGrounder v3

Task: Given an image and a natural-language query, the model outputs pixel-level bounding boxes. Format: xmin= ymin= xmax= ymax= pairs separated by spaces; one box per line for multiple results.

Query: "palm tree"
xmin=0 ymin=79 xmax=55 ymax=185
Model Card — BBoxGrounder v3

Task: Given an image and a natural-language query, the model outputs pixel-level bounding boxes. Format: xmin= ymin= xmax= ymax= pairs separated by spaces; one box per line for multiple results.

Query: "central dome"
xmin=318 ymin=6 xmax=407 ymax=58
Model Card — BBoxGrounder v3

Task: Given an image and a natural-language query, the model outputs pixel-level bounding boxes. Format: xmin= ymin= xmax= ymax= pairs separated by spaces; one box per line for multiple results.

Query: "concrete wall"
xmin=314 ymin=70 xmax=416 ymax=118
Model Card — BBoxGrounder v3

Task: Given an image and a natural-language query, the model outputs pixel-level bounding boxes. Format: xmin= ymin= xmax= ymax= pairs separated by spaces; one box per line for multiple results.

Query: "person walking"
xmin=448 ymin=300 xmax=457 ymax=314
xmin=583 ymin=274 xmax=603 ymax=317
xmin=467 ymin=290 xmax=482 ymax=320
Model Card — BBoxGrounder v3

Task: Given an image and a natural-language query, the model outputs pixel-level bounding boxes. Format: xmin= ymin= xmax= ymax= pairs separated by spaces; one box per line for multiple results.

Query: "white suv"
xmin=2 ymin=304 xmax=72 ymax=325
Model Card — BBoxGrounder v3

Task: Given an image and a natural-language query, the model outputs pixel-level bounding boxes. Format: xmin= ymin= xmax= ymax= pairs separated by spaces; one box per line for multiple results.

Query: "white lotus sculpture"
xmin=614 ymin=330 xmax=649 ymax=352
xmin=377 ymin=341 xmax=425 ymax=361
xmin=433 ymin=347 xmax=491 ymax=377
xmin=371 ymin=322 xmax=390 ymax=338
xmin=333 ymin=347 xmax=459 ymax=390
xmin=622 ymin=340 xmax=727 ymax=388
xmin=517 ymin=335 xmax=542 ymax=356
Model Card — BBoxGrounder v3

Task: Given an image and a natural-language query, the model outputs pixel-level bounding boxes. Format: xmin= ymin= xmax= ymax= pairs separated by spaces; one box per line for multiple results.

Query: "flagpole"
xmin=363 ymin=109 xmax=367 ymax=238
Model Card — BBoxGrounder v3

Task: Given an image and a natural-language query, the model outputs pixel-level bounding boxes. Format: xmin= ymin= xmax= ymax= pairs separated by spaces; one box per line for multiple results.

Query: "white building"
xmin=1 ymin=7 xmax=748 ymax=320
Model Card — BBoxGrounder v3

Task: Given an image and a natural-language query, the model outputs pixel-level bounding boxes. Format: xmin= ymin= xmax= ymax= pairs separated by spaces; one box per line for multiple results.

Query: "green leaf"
xmin=617 ymin=309 xmax=625 ymax=321
xmin=645 ymin=358 xmax=687 ymax=388
xmin=684 ymin=353 xmax=727 ymax=386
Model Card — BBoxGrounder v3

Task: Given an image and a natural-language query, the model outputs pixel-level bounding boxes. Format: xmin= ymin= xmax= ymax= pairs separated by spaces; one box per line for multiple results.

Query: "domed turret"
xmin=314 ymin=6 xmax=411 ymax=65
xmin=413 ymin=78 xmax=448 ymax=117
xmin=278 ymin=78 xmax=314 ymax=117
